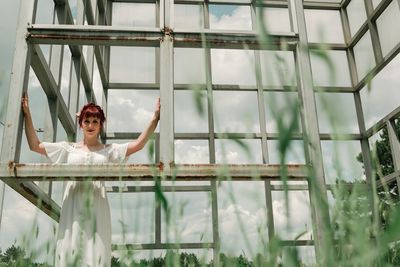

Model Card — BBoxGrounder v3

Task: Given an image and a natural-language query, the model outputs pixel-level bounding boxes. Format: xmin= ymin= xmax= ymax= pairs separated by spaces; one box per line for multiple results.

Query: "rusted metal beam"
xmin=26 ymin=25 xmax=298 ymax=49
xmin=0 ymin=163 xmax=307 ymax=181
xmin=2 ymin=179 xmax=60 ymax=221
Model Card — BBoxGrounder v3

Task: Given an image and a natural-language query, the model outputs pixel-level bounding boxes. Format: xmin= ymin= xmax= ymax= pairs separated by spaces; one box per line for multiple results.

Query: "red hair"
xmin=78 ymin=103 xmax=106 ymax=127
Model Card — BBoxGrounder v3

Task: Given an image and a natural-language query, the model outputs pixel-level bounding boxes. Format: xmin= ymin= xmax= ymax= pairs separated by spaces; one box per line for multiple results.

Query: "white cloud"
xmin=175 ymin=140 xmax=209 ymax=164
xmin=112 ymin=3 xmax=155 ymax=28
xmin=209 ymin=6 xmax=252 ymax=31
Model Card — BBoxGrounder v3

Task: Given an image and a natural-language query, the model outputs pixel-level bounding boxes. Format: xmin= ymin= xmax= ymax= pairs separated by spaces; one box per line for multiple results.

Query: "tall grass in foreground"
xmin=2 ymin=6 xmax=400 ymax=267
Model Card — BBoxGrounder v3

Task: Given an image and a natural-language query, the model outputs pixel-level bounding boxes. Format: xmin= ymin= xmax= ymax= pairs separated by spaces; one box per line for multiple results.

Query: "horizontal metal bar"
xmin=308 ymin=43 xmax=347 ymax=50
xmin=108 ymin=83 xmax=160 ymax=90
xmin=314 ymin=86 xmax=355 ymax=93
xmin=108 ymin=83 xmax=353 ymax=93
xmin=106 ymin=185 xmax=212 ymax=192
xmin=27 ymin=25 xmax=298 ymax=49
xmin=319 ymin=133 xmax=362 ymax=140
xmin=279 ymin=240 xmax=314 ymax=246
xmin=106 ymin=132 xmax=158 ymax=139
xmin=173 ymin=30 xmax=298 ymax=49
xmin=0 ymin=163 xmax=308 ymax=180
xmin=303 ymin=1 xmax=341 ymax=9
xmin=112 ymin=242 xmax=214 ymax=250
xmin=28 ymin=25 xmax=163 ymax=47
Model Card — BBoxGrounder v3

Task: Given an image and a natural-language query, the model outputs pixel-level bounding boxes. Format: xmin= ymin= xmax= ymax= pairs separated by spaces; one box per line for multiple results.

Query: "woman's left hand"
xmin=153 ymin=97 xmax=160 ymax=121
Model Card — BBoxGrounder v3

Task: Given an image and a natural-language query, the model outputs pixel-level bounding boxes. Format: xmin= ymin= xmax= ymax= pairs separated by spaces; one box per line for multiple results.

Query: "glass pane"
xmin=346 ymin=0 xmax=367 ymax=37
xmin=211 ymin=49 xmax=256 ymax=86
xmin=264 ymin=91 xmax=302 ymax=133
xmin=112 ymin=3 xmax=156 ymax=27
xmin=209 ymin=5 xmax=252 ymax=31
xmin=260 ymin=51 xmax=296 ymax=86
xmin=360 ymin=55 xmax=400 ymax=129
xmin=262 ymin=8 xmax=291 ymax=33
xmin=310 ymin=50 xmax=351 ymax=87
xmin=218 ymin=181 xmax=267 ymax=255
xmin=0 ymin=1 xmax=19 ymax=116
xmin=162 ymin=192 xmax=212 ymax=243
xmin=107 ymin=90 xmax=160 ymax=132
xmin=305 ymin=9 xmax=344 ymax=43
xmin=20 ymin=69 xmax=48 ymax=163
xmin=376 ymin=1 xmax=400 ymax=57
xmin=174 ymin=48 xmax=206 ymax=84
xmin=109 ymin=47 xmax=156 ymax=83
xmin=175 ymin=140 xmax=209 ymax=163
xmin=175 ymin=90 xmax=208 ymax=132
xmin=354 ymin=31 xmax=375 ymax=81
xmin=315 ymin=92 xmax=359 ymax=134
xmin=268 ymin=140 xmax=306 ymax=164
xmin=213 ymin=91 xmax=259 ymax=133
xmin=272 ymin=191 xmax=312 ymax=240
xmin=174 ymin=4 xmax=204 ymax=30
xmin=372 ymin=0 xmax=382 ymax=9
xmin=110 ymin=193 xmax=155 ymax=244
xmin=60 ymin=46 xmax=72 ymax=105
xmin=35 ymin=0 xmax=54 ymax=24
xmin=215 ymin=139 xmax=262 ymax=163
xmin=321 ymin=140 xmax=364 ymax=184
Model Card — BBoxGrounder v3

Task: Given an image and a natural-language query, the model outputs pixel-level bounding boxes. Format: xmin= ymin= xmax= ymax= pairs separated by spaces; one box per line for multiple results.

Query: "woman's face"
xmin=81 ymin=116 xmax=101 ymax=138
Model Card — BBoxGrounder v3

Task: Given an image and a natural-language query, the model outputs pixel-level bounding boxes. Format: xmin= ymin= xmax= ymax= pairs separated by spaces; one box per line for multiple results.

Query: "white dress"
xmin=42 ymin=141 xmax=129 ymax=267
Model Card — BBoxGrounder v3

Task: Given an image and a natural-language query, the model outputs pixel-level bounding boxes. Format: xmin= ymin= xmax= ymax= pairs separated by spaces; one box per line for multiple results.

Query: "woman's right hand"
xmin=22 ymin=93 xmax=30 ymax=115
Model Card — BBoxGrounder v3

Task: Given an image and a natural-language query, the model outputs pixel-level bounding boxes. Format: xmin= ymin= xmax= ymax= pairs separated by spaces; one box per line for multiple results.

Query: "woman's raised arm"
xmin=126 ymin=97 xmax=160 ymax=157
xmin=22 ymin=93 xmax=47 ymax=156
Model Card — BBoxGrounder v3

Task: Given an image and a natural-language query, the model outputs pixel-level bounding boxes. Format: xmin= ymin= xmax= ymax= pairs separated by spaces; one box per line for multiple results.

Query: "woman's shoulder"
xmin=55 ymin=141 xmax=76 ymax=152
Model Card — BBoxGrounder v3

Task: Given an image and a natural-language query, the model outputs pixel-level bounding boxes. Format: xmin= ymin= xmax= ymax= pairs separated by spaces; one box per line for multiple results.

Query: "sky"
xmin=0 ymin=0 xmax=400 ymax=265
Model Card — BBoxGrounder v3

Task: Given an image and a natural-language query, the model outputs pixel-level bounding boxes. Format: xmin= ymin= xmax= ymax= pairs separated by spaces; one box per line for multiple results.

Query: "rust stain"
xmin=8 ymin=161 xmax=14 ymax=171
xmin=162 ymin=27 xmax=173 ymax=35
xmin=158 ymin=162 xmax=164 ymax=172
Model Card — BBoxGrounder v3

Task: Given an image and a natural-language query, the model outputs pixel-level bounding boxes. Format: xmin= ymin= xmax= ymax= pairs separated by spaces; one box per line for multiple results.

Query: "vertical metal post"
xmin=69 ymin=0 xmax=85 ymax=139
xmin=386 ymin=120 xmax=400 ymax=195
xmin=0 ymin=0 xmax=38 ymax=230
xmin=291 ymin=0 xmax=333 ymax=264
xmin=0 ymin=182 xmax=5 ymax=231
xmin=354 ymin=92 xmax=379 ymax=226
xmin=252 ymin=2 xmax=274 ymax=245
xmin=364 ymin=0 xmax=383 ymax=64
xmin=159 ymin=0 xmax=174 ymax=166
xmin=203 ymin=3 xmax=220 ymax=265
xmin=0 ymin=0 xmax=38 ymax=163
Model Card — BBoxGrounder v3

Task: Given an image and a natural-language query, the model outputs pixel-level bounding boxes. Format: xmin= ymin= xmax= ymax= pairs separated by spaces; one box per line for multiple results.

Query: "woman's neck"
xmin=82 ymin=137 xmax=101 ymax=147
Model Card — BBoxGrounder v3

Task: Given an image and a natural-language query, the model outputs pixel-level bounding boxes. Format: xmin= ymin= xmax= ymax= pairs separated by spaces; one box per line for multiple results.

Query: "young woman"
xmin=22 ymin=94 xmax=160 ymax=266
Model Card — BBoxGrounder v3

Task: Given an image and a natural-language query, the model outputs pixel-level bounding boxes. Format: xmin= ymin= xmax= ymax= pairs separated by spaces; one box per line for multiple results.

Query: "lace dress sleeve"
xmin=108 ymin=143 xmax=129 ymax=163
xmin=41 ymin=141 xmax=71 ymax=164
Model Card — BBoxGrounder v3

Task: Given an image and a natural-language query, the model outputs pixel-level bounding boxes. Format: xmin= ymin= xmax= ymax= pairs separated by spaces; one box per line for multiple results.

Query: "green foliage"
xmin=0 ymin=244 xmax=51 ymax=267
xmin=356 ymin=120 xmax=400 ymax=177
